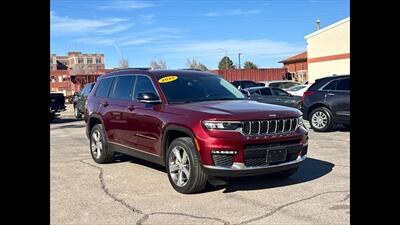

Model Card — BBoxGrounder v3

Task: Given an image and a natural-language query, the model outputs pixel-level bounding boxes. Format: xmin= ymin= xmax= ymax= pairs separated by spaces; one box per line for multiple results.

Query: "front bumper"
xmin=203 ymin=154 xmax=306 ymax=177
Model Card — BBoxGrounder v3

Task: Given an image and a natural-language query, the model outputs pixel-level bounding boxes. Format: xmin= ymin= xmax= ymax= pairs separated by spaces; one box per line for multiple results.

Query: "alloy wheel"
xmin=311 ymin=111 xmax=328 ymax=129
xmin=168 ymin=146 xmax=190 ymax=187
xmin=91 ymin=130 xmax=102 ymax=159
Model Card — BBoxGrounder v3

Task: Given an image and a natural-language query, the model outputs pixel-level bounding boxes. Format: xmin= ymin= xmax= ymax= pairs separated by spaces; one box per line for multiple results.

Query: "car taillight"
xmin=301 ymin=91 xmax=315 ymax=101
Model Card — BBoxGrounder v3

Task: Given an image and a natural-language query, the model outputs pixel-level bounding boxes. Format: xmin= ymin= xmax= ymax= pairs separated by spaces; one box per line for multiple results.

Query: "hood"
xmin=168 ymin=100 xmax=301 ymax=120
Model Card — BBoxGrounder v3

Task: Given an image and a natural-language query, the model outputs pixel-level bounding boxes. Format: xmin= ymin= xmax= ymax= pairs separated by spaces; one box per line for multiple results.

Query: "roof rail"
xmin=180 ymin=68 xmax=202 ymax=71
xmin=113 ymin=67 xmax=151 ymax=71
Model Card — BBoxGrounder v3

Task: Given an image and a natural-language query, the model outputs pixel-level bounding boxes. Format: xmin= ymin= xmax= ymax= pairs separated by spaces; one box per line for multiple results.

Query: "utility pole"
xmin=238 ymin=53 xmax=242 ymax=69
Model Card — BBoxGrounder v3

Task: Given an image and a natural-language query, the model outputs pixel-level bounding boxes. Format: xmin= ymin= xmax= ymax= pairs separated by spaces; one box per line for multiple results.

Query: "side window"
xmin=269 ymin=83 xmax=280 ymax=88
xmin=134 ymin=76 xmax=158 ymax=100
xmin=259 ymin=88 xmax=272 ymax=96
xmin=95 ymin=78 xmax=114 ymax=98
xmin=272 ymin=88 xmax=289 ymax=96
xmin=109 ymin=76 xmax=136 ymax=100
xmin=323 ymin=79 xmax=340 ymax=91
xmin=336 ymin=78 xmax=350 ymax=91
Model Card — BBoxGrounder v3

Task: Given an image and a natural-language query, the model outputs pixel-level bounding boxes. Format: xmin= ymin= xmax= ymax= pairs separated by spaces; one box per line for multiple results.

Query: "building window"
xmin=301 ymin=63 xmax=304 ymax=70
xmin=78 ymin=58 xmax=84 ymax=64
xmin=294 ymin=64 xmax=297 ymax=71
xmin=87 ymin=59 xmax=93 ymax=64
xmin=96 ymin=59 xmax=101 ymax=64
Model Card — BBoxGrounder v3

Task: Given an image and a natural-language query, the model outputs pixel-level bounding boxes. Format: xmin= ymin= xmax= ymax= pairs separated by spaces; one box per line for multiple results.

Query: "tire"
xmin=90 ymin=124 xmax=114 ymax=164
xmin=74 ymin=106 xmax=82 ymax=118
xmin=166 ymin=137 xmax=208 ymax=194
xmin=309 ymin=107 xmax=334 ymax=132
xmin=272 ymin=167 xmax=299 ymax=178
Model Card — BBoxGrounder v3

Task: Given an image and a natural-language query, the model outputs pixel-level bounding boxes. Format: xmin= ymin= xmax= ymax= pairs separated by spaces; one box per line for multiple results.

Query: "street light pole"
xmin=238 ymin=53 xmax=242 ymax=69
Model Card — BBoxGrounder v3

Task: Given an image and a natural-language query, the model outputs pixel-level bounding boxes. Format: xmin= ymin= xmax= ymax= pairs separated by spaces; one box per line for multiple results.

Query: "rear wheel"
xmin=74 ymin=106 xmax=82 ymax=118
xmin=309 ymin=107 xmax=334 ymax=132
xmin=166 ymin=137 xmax=208 ymax=194
xmin=90 ymin=124 xmax=114 ymax=164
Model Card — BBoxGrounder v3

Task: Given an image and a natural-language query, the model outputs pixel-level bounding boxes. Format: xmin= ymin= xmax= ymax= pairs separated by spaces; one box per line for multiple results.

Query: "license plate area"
xmin=266 ymin=149 xmax=287 ymax=164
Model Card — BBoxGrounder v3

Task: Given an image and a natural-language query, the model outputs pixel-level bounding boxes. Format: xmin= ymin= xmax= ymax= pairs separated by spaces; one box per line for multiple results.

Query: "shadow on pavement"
xmin=215 ymin=158 xmax=334 ymax=193
xmin=115 ymin=154 xmax=333 ymax=193
xmin=50 ymin=117 xmax=83 ymax=124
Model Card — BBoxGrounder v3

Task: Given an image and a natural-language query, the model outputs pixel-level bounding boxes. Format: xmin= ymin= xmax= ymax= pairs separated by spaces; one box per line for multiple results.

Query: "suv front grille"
xmin=242 ymin=118 xmax=298 ymax=136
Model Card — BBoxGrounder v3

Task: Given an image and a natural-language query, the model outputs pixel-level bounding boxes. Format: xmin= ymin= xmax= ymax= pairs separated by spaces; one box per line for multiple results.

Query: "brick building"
xmin=279 ymin=52 xmax=308 ymax=83
xmin=50 ymin=52 xmax=105 ymax=72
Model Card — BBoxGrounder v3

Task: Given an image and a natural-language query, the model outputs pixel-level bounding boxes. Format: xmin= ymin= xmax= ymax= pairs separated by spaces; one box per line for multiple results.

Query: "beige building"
xmin=50 ymin=52 xmax=105 ymax=73
xmin=305 ymin=17 xmax=350 ymax=82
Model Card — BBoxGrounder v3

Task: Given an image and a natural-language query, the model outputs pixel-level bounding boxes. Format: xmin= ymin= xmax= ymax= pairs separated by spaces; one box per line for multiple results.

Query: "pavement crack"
xmin=136 ymin=212 xmax=230 ymax=225
xmin=235 ymin=190 xmax=350 ymax=225
xmin=80 ymin=160 xmax=145 ymax=215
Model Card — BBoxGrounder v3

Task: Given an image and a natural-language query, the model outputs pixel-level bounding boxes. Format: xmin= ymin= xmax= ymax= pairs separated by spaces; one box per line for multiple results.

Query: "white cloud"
xmin=206 ymin=9 xmax=262 ymax=17
xmin=50 ymin=11 xmax=130 ymax=37
xmin=97 ymin=1 xmax=155 ymax=10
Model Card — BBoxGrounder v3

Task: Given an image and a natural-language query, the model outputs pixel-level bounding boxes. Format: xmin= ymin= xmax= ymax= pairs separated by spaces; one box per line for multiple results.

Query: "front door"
xmin=325 ymin=78 xmax=350 ymax=124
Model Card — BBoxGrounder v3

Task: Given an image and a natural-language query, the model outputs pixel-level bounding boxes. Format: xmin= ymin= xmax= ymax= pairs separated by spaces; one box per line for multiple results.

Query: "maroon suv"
xmin=84 ymin=68 xmax=308 ymax=194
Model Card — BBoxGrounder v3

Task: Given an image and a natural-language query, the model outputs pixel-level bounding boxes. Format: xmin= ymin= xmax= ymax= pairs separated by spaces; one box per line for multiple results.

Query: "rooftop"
xmin=279 ymin=52 xmax=307 ymax=64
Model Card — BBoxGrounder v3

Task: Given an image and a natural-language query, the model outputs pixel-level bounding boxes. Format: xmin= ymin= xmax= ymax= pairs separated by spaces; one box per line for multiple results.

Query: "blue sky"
xmin=50 ymin=0 xmax=350 ymax=69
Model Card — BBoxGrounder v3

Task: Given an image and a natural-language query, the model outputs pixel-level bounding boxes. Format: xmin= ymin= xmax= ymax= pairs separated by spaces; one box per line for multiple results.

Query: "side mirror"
xmin=137 ymin=92 xmax=161 ymax=104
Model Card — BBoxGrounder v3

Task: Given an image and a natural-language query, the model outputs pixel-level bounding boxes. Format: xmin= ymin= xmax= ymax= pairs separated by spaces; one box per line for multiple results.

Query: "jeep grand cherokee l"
xmin=84 ymin=69 xmax=309 ymax=194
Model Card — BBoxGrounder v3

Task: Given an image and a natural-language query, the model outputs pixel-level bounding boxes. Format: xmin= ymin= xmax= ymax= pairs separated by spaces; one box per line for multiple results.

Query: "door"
xmin=106 ymin=75 xmax=136 ymax=145
xmin=125 ymin=75 xmax=163 ymax=155
xmin=271 ymin=88 xmax=297 ymax=107
xmin=94 ymin=77 xmax=115 ymax=141
xmin=325 ymin=78 xmax=350 ymax=123
xmin=250 ymin=88 xmax=278 ymax=105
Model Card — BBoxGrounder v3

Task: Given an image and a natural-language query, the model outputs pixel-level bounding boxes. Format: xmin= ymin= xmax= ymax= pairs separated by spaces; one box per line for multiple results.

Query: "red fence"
xmin=211 ymin=68 xmax=287 ymax=82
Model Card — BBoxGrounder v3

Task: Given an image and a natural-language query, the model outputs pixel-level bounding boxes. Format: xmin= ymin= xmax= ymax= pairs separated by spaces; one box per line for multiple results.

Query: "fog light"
xmin=211 ymin=150 xmax=238 ymax=155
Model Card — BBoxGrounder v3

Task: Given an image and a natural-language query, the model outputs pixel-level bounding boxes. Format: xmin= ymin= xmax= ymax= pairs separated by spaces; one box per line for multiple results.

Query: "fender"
xmin=86 ymin=113 xmax=106 ymax=139
xmin=161 ymin=124 xmax=202 ymax=165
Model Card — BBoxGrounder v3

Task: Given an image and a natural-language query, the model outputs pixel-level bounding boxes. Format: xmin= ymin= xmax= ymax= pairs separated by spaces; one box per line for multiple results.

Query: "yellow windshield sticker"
xmin=159 ymin=76 xmax=178 ymax=83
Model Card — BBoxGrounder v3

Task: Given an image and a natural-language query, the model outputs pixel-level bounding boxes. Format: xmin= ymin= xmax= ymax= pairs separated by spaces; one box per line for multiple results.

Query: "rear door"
xmin=271 ymin=88 xmax=294 ymax=107
xmin=107 ymin=75 xmax=136 ymax=145
xmin=325 ymin=78 xmax=350 ymax=123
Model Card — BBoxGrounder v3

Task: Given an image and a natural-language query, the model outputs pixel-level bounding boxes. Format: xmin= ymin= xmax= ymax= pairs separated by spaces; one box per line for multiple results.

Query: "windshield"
xmin=157 ymin=74 xmax=245 ymax=103
xmin=287 ymin=85 xmax=306 ymax=91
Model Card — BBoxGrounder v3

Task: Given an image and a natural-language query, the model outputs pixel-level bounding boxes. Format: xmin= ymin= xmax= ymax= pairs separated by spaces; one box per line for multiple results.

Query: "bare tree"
xmin=185 ymin=58 xmax=209 ymax=71
xmin=150 ymin=59 xmax=167 ymax=69
xmin=71 ymin=64 xmax=96 ymax=75
xmin=118 ymin=58 xmax=129 ymax=69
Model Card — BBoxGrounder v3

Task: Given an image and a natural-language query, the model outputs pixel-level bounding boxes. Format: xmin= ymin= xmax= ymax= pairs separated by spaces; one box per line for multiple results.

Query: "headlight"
xmin=202 ymin=121 xmax=242 ymax=131
xmin=298 ymin=116 xmax=304 ymax=127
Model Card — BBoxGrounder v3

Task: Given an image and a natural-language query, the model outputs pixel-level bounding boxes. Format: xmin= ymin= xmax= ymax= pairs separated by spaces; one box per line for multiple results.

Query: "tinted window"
xmin=269 ymin=83 xmax=282 ymax=88
xmin=336 ymin=78 xmax=350 ymax=91
xmin=272 ymin=88 xmax=289 ymax=96
xmin=284 ymin=82 xmax=299 ymax=89
xmin=134 ymin=76 xmax=157 ymax=99
xmin=242 ymin=81 xmax=257 ymax=89
xmin=323 ymin=79 xmax=340 ymax=90
xmin=110 ymin=76 xmax=136 ymax=100
xmin=157 ymin=75 xmax=244 ymax=103
xmin=95 ymin=78 xmax=114 ymax=97
xmin=259 ymin=88 xmax=272 ymax=95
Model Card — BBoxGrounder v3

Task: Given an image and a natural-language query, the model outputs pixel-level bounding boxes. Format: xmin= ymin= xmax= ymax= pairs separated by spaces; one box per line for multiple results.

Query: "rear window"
xmin=95 ymin=78 xmax=114 ymax=98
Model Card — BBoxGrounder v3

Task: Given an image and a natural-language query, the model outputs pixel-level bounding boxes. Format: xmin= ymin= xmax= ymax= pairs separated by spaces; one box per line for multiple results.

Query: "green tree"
xmin=218 ymin=56 xmax=234 ymax=70
xmin=243 ymin=61 xmax=258 ymax=69
xmin=185 ymin=59 xmax=209 ymax=71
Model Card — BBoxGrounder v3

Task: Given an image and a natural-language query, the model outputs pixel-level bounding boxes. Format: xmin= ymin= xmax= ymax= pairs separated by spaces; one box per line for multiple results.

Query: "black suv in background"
xmin=300 ymin=75 xmax=349 ymax=132
xmin=73 ymin=82 xmax=95 ymax=118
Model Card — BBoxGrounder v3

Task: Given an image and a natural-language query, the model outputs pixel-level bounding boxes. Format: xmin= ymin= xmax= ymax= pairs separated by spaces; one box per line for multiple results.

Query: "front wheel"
xmin=90 ymin=124 xmax=114 ymax=164
xmin=166 ymin=137 xmax=208 ymax=194
xmin=309 ymin=107 xmax=334 ymax=132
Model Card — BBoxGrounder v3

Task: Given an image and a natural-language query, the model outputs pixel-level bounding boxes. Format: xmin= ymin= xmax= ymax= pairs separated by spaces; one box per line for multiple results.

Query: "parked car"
xmin=258 ymin=80 xmax=301 ymax=90
xmin=85 ymin=69 xmax=308 ymax=194
xmin=300 ymin=75 xmax=350 ymax=132
xmin=231 ymin=80 xmax=263 ymax=89
xmin=73 ymin=82 xmax=95 ymax=118
xmin=242 ymin=87 xmax=302 ymax=109
xmin=286 ymin=84 xmax=311 ymax=96
xmin=49 ymin=92 xmax=66 ymax=121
